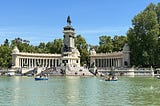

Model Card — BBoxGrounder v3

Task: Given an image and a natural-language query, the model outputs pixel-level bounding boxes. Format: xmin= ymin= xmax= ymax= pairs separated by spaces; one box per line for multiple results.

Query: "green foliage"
xmin=0 ymin=37 xmax=63 ymax=68
xmin=75 ymin=35 xmax=89 ymax=66
xmin=0 ymin=35 xmax=126 ymax=68
xmin=0 ymin=46 xmax=12 ymax=68
xmin=38 ymin=42 xmax=47 ymax=53
xmin=11 ymin=37 xmax=34 ymax=53
xmin=92 ymin=35 xmax=127 ymax=53
xmin=112 ymin=35 xmax=127 ymax=51
xmin=127 ymin=3 xmax=160 ymax=67
xmin=97 ymin=36 xmax=113 ymax=53
xmin=49 ymin=39 xmax=63 ymax=54
xmin=156 ymin=3 xmax=160 ymax=24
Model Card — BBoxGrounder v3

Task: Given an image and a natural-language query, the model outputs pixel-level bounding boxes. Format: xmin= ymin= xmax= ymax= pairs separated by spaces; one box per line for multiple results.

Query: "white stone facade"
xmin=61 ymin=21 xmax=80 ymax=67
xmin=12 ymin=47 xmax=61 ymax=68
xmin=12 ymin=17 xmax=130 ymax=70
xmin=90 ymin=44 xmax=130 ymax=69
xmin=12 ymin=17 xmax=80 ymax=69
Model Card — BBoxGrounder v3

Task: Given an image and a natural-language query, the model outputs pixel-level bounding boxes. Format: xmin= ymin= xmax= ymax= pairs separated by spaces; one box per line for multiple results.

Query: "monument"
xmin=90 ymin=43 xmax=130 ymax=70
xmin=61 ymin=16 xmax=91 ymax=75
xmin=11 ymin=16 xmax=130 ymax=76
xmin=61 ymin=16 xmax=80 ymax=67
xmin=11 ymin=16 xmax=92 ymax=76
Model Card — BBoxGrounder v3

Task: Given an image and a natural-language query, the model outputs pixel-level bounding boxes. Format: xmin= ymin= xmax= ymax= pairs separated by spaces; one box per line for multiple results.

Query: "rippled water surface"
xmin=0 ymin=76 xmax=160 ymax=106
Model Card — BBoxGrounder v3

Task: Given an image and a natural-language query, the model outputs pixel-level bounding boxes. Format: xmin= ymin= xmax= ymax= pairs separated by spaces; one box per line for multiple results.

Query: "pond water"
xmin=0 ymin=76 xmax=159 ymax=106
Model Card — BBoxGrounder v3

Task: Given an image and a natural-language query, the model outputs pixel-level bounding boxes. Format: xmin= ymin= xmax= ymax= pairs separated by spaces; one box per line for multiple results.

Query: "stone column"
xmin=35 ymin=59 xmax=37 ymax=67
xmin=30 ymin=59 xmax=32 ymax=68
xmin=98 ymin=59 xmax=100 ymax=67
xmin=55 ymin=59 xmax=57 ymax=67
xmin=117 ymin=58 xmax=119 ymax=67
xmin=57 ymin=59 xmax=59 ymax=67
xmin=18 ymin=58 xmax=20 ymax=68
xmin=45 ymin=59 xmax=47 ymax=67
xmin=53 ymin=59 xmax=54 ymax=67
xmin=12 ymin=54 xmax=18 ymax=68
xmin=116 ymin=58 xmax=118 ymax=67
xmin=100 ymin=59 xmax=103 ymax=68
xmin=32 ymin=58 xmax=34 ymax=67
xmin=113 ymin=58 xmax=115 ymax=67
xmin=49 ymin=59 xmax=51 ymax=68
xmin=52 ymin=59 xmax=54 ymax=67
xmin=20 ymin=58 xmax=22 ymax=68
xmin=102 ymin=59 xmax=104 ymax=68
xmin=100 ymin=59 xmax=102 ymax=68
xmin=34 ymin=59 xmax=36 ymax=67
xmin=110 ymin=59 xmax=112 ymax=67
xmin=51 ymin=59 xmax=53 ymax=67
xmin=22 ymin=58 xmax=24 ymax=68
xmin=96 ymin=59 xmax=98 ymax=67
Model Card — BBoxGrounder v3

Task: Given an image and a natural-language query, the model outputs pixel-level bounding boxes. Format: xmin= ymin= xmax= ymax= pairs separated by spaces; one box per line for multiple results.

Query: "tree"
xmin=127 ymin=4 xmax=159 ymax=67
xmin=0 ymin=46 xmax=12 ymax=68
xmin=112 ymin=35 xmax=127 ymax=52
xmin=156 ymin=3 xmax=160 ymax=24
xmin=49 ymin=39 xmax=63 ymax=54
xmin=38 ymin=42 xmax=46 ymax=53
xmin=155 ymin=3 xmax=160 ymax=66
xmin=97 ymin=36 xmax=113 ymax=53
xmin=11 ymin=37 xmax=36 ymax=53
xmin=75 ymin=35 xmax=89 ymax=66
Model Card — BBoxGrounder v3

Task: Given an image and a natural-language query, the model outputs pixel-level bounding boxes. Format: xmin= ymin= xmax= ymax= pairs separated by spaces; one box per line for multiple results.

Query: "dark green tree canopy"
xmin=91 ymin=35 xmax=127 ymax=53
xmin=75 ymin=35 xmax=89 ymax=66
xmin=127 ymin=2 xmax=160 ymax=67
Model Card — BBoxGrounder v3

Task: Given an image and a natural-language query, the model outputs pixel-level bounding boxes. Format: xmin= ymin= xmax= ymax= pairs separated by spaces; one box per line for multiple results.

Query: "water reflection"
xmin=0 ymin=76 xmax=160 ymax=106
xmin=63 ymin=76 xmax=81 ymax=105
xmin=12 ymin=77 xmax=20 ymax=105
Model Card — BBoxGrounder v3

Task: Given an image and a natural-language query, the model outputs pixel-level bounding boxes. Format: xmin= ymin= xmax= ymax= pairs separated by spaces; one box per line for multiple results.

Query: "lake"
xmin=0 ymin=76 xmax=159 ymax=106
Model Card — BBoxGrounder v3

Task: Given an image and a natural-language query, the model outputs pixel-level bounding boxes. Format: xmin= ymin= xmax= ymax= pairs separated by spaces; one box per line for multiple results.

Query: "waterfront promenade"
xmin=0 ymin=66 xmax=158 ymax=77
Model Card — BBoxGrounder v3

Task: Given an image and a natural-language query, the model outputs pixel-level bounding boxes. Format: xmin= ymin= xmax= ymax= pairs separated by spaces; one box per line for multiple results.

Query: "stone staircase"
xmin=65 ymin=66 xmax=93 ymax=76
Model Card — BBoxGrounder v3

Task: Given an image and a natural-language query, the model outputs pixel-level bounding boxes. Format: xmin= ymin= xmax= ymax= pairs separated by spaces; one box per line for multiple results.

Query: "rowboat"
xmin=35 ymin=76 xmax=48 ymax=80
xmin=105 ymin=76 xmax=118 ymax=81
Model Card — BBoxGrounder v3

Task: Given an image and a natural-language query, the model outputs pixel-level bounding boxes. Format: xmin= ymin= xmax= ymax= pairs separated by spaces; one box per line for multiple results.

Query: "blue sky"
xmin=0 ymin=0 xmax=159 ymax=45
